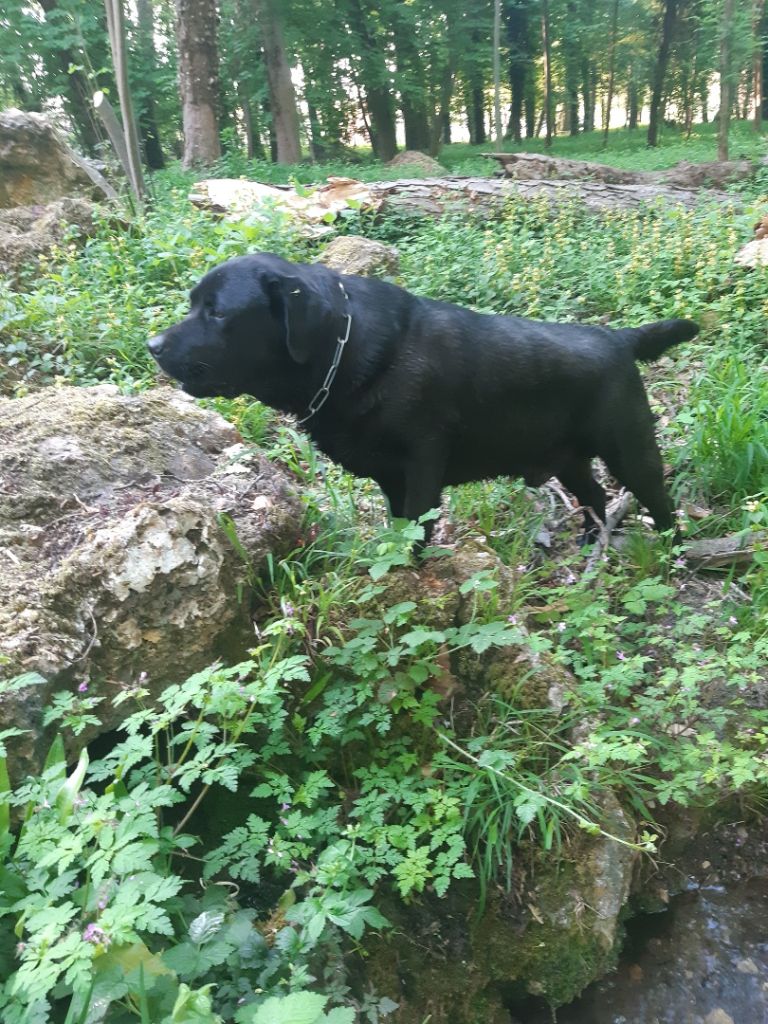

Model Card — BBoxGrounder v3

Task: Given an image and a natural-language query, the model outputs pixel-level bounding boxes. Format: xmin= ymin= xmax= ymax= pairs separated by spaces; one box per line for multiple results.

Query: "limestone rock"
xmin=0 ymin=109 xmax=116 ymax=208
xmin=366 ymin=794 xmax=637 ymax=1020
xmin=0 ymin=385 xmax=302 ymax=782
xmin=0 ymin=197 xmax=100 ymax=282
xmin=319 ymin=235 xmax=399 ymax=278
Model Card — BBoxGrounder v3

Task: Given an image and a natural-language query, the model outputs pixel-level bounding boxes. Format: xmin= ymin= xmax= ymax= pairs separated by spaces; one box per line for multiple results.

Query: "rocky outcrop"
xmin=0 ymin=198 xmax=101 ymax=282
xmin=0 ymin=109 xmax=116 ymax=208
xmin=319 ymin=235 xmax=400 ymax=278
xmin=0 ymin=385 xmax=302 ymax=782
xmin=354 ymin=543 xmax=637 ymax=1019
xmin=365 ymin=794 xmax=637 ymax=1021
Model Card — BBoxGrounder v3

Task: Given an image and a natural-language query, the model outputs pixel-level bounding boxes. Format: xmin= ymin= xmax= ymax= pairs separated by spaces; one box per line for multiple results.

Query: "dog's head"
xmin=148 ymin=253 xmax=343 ymax=408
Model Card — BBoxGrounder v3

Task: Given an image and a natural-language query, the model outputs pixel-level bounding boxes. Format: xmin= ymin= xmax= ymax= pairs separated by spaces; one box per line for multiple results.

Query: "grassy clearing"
xmin=2 ymin=127 xmax=768 ymax=1020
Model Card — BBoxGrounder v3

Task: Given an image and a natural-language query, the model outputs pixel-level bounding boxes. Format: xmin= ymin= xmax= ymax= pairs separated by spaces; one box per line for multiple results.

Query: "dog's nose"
xmin=147 ymin=333 xmax=166 ymax=359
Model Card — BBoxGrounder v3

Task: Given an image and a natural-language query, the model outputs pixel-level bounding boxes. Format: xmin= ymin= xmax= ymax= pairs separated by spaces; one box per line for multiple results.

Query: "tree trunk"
xmin=628 ymin=75 xmax=641 ymax=128
xmin=563 ymin=1 xmax=581 ymax=134
xmin=719 ymin=0 xmax=735 ymax=160
xmin=253 ymin=0 xmax=301 ymax=164
xmin=346 ymin=0 xmax=397 ymax=161
xmin=239 ymin=87 xmax=265 ymax=159
xmin=391 ymin=7 xmax=431 ymax=152
xmin=472 ymin=84 xmax=487 ymax=144
xmin=136 ymin=0 xmax=165 ymax=169
xmin=430 ymin=60 xmax=455 ymax=156
xmin=524 ymin=74 xmax=536 ymax=137
xmin=602 ymin=0 xmax=620 ymax=146
xmin=104 ymin=0 xmax=145 ymax=204
xmin=541 ymin=0 xmax=553 ymax=147
xmin=175 ymin=0 xmax=221 ymax=167
xmin=505 ymin=0 xmax=529 ymax=141
xmin=647 ymin=0 xmax=678 ymax=147
xmin=493 ymin=0 xmax=503 ymax=145
xmin=581 ymin=57 xmax=595 ymax=131
xmin=700 ymin=75 xmax=710 ymax=121
xmin=754 ymin=0 xmax=765 ymax=130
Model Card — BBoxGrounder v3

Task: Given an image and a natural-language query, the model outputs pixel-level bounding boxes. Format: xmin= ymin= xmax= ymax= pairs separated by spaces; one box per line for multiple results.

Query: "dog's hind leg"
xmin=556 ymin=457 xmax=608 ymax=544
xmin=601 ymin=436 xmax=675 ymax=533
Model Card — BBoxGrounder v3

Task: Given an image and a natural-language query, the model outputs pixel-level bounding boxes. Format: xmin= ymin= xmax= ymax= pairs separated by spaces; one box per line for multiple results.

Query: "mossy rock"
xmin=362 ymin=794 xmax=637 ymax=1021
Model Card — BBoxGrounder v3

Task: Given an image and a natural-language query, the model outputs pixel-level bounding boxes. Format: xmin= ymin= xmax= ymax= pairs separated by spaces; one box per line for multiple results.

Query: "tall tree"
xmin=253 ymin=0 xmax=301 ymax=163
xmin=754 ymin=0 xmax=765 ymax=129
xmin=647 ymin=0 xmax=679 ymax=146
xmin=718 ymin=0 xmax=736 ymax=159
xmin=135 ymin=0 xmax=165 ymax=169
xmin=505 ymin=0 xmax=533 ymax=141
xmin=540 ymin=0 xmax=553 ymax=146
xmin=343 ymin=0 xmax=397 ymax=160
xmin=603 ymin=0 xmax=621 ymax=145
xmin=176 ymin=0 xmax=221 ymax=166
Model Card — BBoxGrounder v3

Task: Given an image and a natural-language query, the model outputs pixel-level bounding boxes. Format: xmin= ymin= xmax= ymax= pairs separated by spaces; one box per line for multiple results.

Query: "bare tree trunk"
xmin=754 ymin=0 xmax=765 ymax=130
xmin=176 ymin=0 xmax=221 ymax=167
xmin=136 ymin=0 xmax=165 ymax=169
xmin=602 ymin=0 xmax=620 ymax=146
xmin=719 ymin=0 xmax=735 ymax=161
xmin=104 ymin=0 xmax=145 ymax=204
xmin=346 ymin=0 xmax=397 ymax=160
xmin=541 ymin=0 xmax=553 ymax=147
xmin=493 ymin=0 xmax=503 ymax=145
xmin=647 ymin=0 xmax=679 ymax=147
xmin=253 ymin=0 xmax=301 ymax=163
xmin=505 ymin=0 xmax=529 ymax=141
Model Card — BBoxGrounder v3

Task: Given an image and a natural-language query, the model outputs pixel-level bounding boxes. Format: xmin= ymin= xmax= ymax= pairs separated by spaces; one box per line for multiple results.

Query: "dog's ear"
xmin=266 ymin=272 xmax=337 ymax=364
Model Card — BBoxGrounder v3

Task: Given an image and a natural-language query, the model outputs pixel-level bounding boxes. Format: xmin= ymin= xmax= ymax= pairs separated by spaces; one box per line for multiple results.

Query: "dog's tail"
xmin=622 ymin=318 xmax=700 ymax=362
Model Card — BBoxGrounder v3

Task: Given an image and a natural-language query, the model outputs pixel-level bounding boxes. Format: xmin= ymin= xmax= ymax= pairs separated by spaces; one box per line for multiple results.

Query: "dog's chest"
xmin=311 ymin=424 xmax=402 ymax=479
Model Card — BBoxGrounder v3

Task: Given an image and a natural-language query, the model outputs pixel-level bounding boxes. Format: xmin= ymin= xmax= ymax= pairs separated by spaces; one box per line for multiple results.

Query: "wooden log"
xmin=683 ymin=530 xmax=766 ymax=570
xmin=483 ymin=152 xmax=756 ymax=190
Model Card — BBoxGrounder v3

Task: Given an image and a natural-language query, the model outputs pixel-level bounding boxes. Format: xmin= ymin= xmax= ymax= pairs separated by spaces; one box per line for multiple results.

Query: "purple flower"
xmin=78 ymin=681 xmax=89 ymax=693
xmin=507 ymin=614 xmax=518 ymax=625
xmin=728 ymin=616 xmax=738 ymax=626
xmin=617 ymin=651 xmax=626 ymax=661
xmin=83 ymin=924 xmax=108 ymax=946
xmin=280 ymin=598 xmax=295 ymax=618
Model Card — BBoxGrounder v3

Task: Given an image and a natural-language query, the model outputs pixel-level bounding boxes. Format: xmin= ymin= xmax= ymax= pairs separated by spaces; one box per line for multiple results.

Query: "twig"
xmin=584 ymin=489 xmax=633 ymax=571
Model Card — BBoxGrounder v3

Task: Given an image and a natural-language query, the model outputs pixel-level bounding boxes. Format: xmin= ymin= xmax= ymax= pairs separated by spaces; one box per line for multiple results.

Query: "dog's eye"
xmin=204 ymin=298 xmax=226 ymax=320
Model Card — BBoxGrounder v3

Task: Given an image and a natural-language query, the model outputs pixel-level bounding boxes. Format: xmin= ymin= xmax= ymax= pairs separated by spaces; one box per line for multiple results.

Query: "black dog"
xmin=148 ymin=252 xmax=698 ymax=541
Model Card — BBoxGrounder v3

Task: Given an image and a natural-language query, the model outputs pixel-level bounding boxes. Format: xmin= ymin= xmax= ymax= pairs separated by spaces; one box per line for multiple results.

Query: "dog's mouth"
xmin=179 ymin=378 xmax=242 ymax=400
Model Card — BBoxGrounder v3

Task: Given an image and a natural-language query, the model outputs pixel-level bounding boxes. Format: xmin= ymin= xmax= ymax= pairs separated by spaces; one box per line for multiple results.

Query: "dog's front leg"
xmin=402 ymin=445 xmax=446 ymax=547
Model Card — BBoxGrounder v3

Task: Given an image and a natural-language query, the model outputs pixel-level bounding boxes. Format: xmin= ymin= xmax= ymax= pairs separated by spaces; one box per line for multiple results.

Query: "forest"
xmin=3 ymin=0 xmax=768 ymax=167
xmin=2 ymin=2 xmax=768 ymax=1024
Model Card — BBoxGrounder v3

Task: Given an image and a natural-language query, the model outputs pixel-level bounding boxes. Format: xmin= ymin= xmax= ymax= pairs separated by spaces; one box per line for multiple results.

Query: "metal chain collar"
xmin=296 ymin=281 xmax=352 ymax=425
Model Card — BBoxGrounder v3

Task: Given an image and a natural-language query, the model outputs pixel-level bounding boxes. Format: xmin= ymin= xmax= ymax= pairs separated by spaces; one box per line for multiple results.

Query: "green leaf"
xmin=249 ymin=991 xmax=327 ymax=1024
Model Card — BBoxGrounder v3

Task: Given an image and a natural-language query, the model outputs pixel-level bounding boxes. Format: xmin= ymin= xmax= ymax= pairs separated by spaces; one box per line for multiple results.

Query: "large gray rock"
xmin=0 ymin=197 xmax=100 ymax=282
xmin=0 ymin=385 xmax=302 ymax=781
xmin=0 ymin=109 xmax=116 ymax=208
xmin=319 ymin=235 xmax=400 ymax=278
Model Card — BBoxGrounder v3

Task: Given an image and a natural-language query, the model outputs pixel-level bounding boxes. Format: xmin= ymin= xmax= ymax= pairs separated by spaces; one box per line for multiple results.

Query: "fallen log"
xmin=483 ymin=152 xmax=757 ymax=190
xmin=189 ymin=174 xmax=736 ymax=235
xmin=683 ymin=530 xmax=766 ymax=570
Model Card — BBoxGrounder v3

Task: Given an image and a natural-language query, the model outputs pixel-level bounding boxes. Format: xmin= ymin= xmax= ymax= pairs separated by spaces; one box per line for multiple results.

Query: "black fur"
xmin=148 ymin=252 xmax=699 ymax=540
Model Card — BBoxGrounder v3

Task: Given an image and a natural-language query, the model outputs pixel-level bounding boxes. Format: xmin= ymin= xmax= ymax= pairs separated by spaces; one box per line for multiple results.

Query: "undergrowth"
xmin=2 ymin=126 xmax=768 ymax=1020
